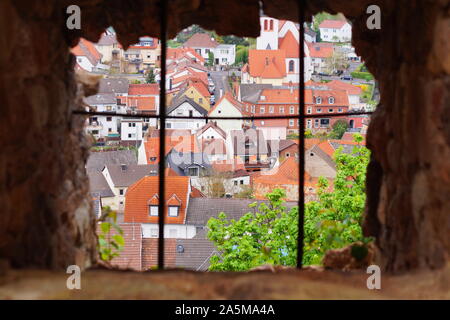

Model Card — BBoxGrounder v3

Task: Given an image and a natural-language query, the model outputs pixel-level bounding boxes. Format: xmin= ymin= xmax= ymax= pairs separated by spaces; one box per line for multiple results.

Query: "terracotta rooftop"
xmin=183 ymin=33 xmax=219 ymax=48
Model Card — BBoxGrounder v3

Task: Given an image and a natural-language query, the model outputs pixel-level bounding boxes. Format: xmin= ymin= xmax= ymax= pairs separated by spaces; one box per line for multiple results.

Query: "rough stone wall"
xmin=0 ymin=1 xmax=97 ymax=269
xmin=0 ymin=0 xmax=448 ymax=272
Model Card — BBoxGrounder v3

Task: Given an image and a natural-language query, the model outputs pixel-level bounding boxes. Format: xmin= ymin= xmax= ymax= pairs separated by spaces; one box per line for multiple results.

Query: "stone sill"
xmin=0 ymin=265 xmax=449 ymax=299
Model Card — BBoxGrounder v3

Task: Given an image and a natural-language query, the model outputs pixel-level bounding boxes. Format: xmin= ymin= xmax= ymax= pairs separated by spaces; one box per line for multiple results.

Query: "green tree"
xmin=146 ymin=68 xmax=156 ymax=84
xmin=97 ymin=206 xmax=125 ymax=262
xmin=207 ymin=134 xmax=371 ymax=270
xmin=328 ymin=119 xmax=348 ymax=139
xmin=207 ymin=51 xmax=215 ymax=66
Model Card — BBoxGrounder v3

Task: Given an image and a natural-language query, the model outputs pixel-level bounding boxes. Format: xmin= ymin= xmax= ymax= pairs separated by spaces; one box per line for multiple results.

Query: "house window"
xmin=149 ymin=205 xmax=158 ymax=216
xmin=288 ymin=60 xmax=295 ymax=72
xmin=168 ymin=206 xmax=179 ymax=217
xmin=188 ymin=167 xmax=199 ymax=176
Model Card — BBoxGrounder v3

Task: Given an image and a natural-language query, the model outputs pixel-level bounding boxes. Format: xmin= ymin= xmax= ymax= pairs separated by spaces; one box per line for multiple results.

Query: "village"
xmin=72 ymin=13 xmax=378 ymax=271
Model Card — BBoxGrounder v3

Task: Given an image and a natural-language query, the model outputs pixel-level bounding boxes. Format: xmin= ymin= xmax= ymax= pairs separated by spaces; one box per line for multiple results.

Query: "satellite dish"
xmin=176 ymin=245 xmax=184 ymax=253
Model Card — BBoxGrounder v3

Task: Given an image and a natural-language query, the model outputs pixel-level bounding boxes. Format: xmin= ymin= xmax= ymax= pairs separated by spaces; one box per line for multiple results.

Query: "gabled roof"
xmin=84 ymin=93 xmax=117 ymax=105
xmin=175 ymin=236 xmax=216 ymax=271
xmin=86 ymin=150 xmax=137 ymax=172
xmin=248 ymin=50 xmax=286 ymax=79
xmin=319 ymin=19 xmax=349 ymax=29
xmin=196 ymin=122 xmax=226 ymax=139
xmin=128 ymin=83 xmax=159 ymax=95
xmin=239 ymin=84 xmax=273 ymax=103
xmin=125 ymin=96 xmax=156 ymax=111
xmin=167 ymin=96 xmax=208 ymax=115
xmin=98 ymin=78 xmax=129 ymax=95
xmin=88 ymin=171 xmax=114 ymax=197
xmin=104 ymin=164 xmax=158 ymax=187
xmin=143 ymin=135 xmax=200 ymax=164
xmin=307 ymin=42 xmax=334 ymax=59
xmin=208 ymin=92 xmax=244 ymax=116
xmin=325 ymin=80 xmax=363 ymax=95
xmin=183 ymin=33 xmax=219 ymax=48
xmin=124 ymin=176 xmax=190 ymax=224
xmin=185 ymin=197 xmax=297 ymax=226
xmin=278 ymin=30 xmax=299 ymax=58
xmin=71 ymin=38 xmax=102 ymax=66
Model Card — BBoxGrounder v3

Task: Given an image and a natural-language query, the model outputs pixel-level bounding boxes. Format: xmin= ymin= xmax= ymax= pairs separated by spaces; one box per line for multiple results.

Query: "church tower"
xmin=256 ymin=16 xmax=279 ymax=50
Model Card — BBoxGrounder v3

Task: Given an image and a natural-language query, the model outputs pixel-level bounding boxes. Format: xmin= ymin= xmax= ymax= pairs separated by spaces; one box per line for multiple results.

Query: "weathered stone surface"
xmin=0 ymin=0 xmax=449 ymax=274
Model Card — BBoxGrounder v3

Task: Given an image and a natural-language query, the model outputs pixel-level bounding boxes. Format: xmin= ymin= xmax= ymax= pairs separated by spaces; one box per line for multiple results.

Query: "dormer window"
xmin=328 ymin=97 xmax=335 ymax=104
xmin=149 ymin=205 xmax=158 ymax=216
xmin=168 ymin=206 xmax=179 ymax=217
xmin=316 ymin=97 xmax=322 ymax=104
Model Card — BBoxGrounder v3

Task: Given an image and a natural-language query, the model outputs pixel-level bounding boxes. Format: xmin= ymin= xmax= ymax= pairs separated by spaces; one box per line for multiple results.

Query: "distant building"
xmin=319 ymin=20 xmax=352 ymax=43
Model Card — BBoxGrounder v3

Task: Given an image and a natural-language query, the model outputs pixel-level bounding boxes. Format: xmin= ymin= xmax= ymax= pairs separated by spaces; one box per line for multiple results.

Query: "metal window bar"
xmin=73 ymin=0 xmax=375 ymax=270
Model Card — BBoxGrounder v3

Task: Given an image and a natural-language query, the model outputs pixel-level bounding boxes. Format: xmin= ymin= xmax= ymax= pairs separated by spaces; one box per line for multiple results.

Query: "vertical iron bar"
xmin=158 ymin=0 xmax=168 ymax=270
xmin=297 ymin=0 xmax=306 ymax=269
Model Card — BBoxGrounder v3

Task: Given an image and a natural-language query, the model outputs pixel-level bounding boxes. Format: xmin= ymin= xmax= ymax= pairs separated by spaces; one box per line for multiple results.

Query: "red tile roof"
xmin=128 ymin=84 xmax=159 ymax=95
xmin=307 ymin=43 xmax=334 ymax=59
xmin=71 ymin=38 xmax=102 ymax=66
xmin=319 ymin=19 xmax=348 ymax=29
xmin=184 ymin=33 xmax=219 ymax=48
xmin=125 ymin=96 xmax=156 ymax=111
xmin=278 ymin=30 xmax=299 ymax=58
xmin=143 ymin=135 xmax=200 ymax=164
xmin=325 ymin=80 xmax=362 ymax=95
xmin=248 ymin=50 xmax=286 ymax=79
xmin=124 ymin=176 xmax=190 ymax=224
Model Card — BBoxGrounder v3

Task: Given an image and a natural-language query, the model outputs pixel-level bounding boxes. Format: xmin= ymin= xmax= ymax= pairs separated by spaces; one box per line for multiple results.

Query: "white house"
xmin=208 ymin=93 xmax=245 ymax=133
xmin=166 ymin=97 xmax=207 ymax=132
xmin=121 ymin=119 xmax=144 ymax=141
xmin=84 ymin=93 xmax=122 ymax=138
xmin=183 ymin=33 xmax=235 ymax=66
xmin=319 ymin=20 xmax=352 ymax=43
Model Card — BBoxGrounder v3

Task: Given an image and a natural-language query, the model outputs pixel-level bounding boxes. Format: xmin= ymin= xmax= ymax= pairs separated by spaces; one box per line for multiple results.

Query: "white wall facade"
xmin=142 ymin=223 xmax=197 ymax=239
xmin=320 ymin=23 xmax=352 ymax=43
xmin=167 ymin=101 xmax=207 ymax=132
xmin=121 ymin=120 xmax=143 ymax=141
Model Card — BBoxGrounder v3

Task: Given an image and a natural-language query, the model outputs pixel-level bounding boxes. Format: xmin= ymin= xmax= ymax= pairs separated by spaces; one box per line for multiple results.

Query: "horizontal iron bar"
xmin=72 ymin=110 xmax=374 ymax=120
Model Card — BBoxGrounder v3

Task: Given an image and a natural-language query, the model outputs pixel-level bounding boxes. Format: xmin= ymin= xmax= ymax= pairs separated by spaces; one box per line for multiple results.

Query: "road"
xmin=209 ymin=70 xmax=231 ymax=101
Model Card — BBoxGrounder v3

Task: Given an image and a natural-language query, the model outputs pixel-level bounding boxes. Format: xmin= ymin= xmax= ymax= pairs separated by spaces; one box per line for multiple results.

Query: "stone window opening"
xmin=3 ymin=1 xmax=448 ymax=288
